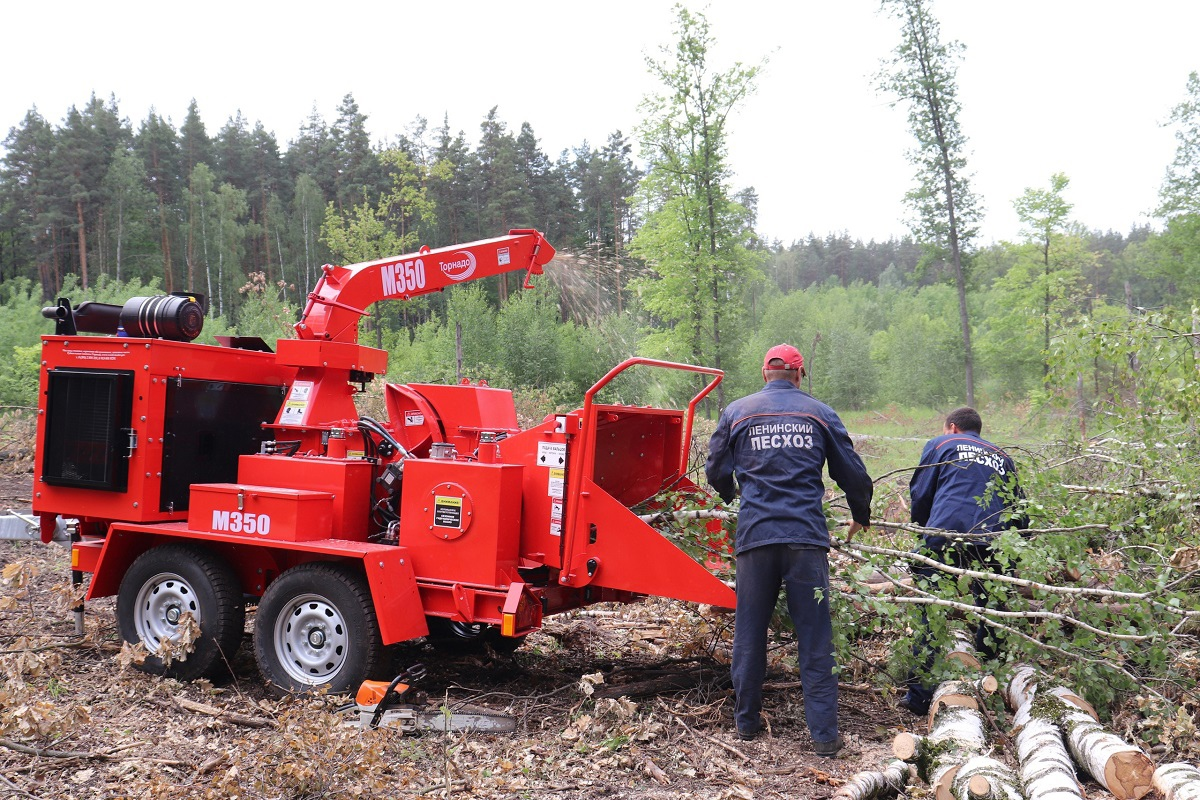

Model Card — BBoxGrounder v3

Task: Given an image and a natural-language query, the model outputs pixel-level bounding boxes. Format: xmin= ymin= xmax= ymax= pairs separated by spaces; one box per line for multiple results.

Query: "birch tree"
xmin=631 ymin=5 xmax=764 ymax=410
xmin=1153 ymin=71 xmax=1200 ymax=301
xmin=878 ymin=0 xmax=981 ymax=405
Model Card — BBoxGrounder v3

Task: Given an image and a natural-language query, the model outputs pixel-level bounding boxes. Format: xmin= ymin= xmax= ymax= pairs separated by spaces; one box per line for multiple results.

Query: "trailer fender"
xmin=361 ymin=547 xmax=428 ymax=644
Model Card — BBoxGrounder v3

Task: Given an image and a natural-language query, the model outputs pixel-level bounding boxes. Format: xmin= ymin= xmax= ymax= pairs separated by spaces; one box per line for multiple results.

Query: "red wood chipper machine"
xmin=32 ymin=230 xmax=734 ymax=699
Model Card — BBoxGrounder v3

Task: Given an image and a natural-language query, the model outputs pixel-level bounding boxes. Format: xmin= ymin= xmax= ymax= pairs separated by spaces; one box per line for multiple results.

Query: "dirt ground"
xmin=0 ymin=464 xmax=1122 ymax=800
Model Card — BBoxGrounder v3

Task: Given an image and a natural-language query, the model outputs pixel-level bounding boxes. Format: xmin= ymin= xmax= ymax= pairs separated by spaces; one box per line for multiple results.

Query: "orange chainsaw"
xmin=345 ymin=664 xmax=517 ymax=734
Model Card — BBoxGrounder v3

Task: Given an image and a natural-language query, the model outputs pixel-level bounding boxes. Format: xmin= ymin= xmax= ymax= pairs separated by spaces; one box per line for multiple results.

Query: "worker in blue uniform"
xmin=706 ymin=344 xmax=873 ymax=758
xmin=898 ymin=406 xmax=1027 ymax=716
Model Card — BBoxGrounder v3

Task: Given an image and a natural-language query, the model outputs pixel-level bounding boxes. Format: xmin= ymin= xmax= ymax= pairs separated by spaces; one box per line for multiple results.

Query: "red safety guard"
xmin=558 ymin=359 xmax=735 ymax=608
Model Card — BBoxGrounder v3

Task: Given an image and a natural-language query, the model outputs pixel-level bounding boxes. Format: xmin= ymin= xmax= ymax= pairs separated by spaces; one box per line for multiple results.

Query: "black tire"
xmin=425 ymin=617 xmax=524 ymax=655
xmin=253 ymin=562 xmax=385 ymax=696
xmin=116 ymin=543 xmax=244 ymax=681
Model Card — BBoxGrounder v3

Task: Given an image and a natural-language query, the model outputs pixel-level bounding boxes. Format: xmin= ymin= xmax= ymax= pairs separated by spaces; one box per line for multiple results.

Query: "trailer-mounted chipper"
xmin=33 ymin=229 xmax=734 ymax=695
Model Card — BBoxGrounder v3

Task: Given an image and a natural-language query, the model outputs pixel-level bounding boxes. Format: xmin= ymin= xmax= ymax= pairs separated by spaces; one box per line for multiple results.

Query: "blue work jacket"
xmin=705 ymin=380 xmax=873 ymax=554
xmin=909 ymin=431 xmax=1026 ymax=549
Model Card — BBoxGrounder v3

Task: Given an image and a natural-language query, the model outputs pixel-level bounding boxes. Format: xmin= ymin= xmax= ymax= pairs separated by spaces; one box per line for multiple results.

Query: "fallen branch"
xmin=415 ymin=778 xmax=469 ymax=796
xmin=655 ymin=698 xmax=749 ymax=763
xmin=0 ymin=738 xmax=182 ymax=765
xmin=147 ymin=696 xmax=275 ymax=729
xmin=592 ymin=667 xmax=720 ymax=699
xmin=842 ymin=539 xmax=1197 ymax=614
xmin=884 ymin=595 xmax=1151 ymax=642
xmin=0 ymin=772 xmax=37 ymax=800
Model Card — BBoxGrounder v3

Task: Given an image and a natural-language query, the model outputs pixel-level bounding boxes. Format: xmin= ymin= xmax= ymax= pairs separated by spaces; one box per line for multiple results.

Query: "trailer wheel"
xmin=253 ymin=562 xmax=385 ymax=695
xmin=116 ymin=543 xmax=244 ymax=681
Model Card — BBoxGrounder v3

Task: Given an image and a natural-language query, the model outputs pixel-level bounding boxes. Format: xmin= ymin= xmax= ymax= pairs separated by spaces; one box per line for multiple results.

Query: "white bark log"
xmin=928 ymin=677 xmax=998 ymax=728
xmin=1047 ymin=686 xmax=1097 ymax=721
xmin=1004 ymin=665 xmax=1096 ymax=727
xmin=930 ymin=681 xmax=979 ymax=718
xmin=832 ymin=759 xmax=910 ymax=800
xmin=951 ymin=754 xmax=1023 ymax=800
xmin=1004 ymin=663 xmax=1039 ymax=712
xmin=894 ymin=706 xmax=989 ymax=800
xmin=1014 ymin=713 xmax=1084 ymax=800
xmin=947 ymin=630 xmax=981 ymax=670
xmin=1154 ymin=762 xmax=1200 ymax=800
xmin=1057 ymin=696 xmax=1154 ymax=800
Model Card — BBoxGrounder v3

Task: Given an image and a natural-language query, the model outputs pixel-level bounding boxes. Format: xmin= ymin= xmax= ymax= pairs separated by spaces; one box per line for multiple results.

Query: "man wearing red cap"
xmin=706 ymin=343 xmax=873 ymax=758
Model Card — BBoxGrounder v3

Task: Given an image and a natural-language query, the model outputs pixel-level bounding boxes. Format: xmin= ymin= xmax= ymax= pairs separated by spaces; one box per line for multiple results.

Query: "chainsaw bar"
xmin=347 ymin=703 xmax=517 ymax=734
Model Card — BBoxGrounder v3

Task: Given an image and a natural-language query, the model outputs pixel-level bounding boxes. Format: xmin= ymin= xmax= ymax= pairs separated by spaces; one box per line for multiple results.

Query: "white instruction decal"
xmin=404 ymin=412 xmax=425 ymax=427
xmin=549 ymin=501 xmax=563 ymax=537
xmin=280 ymin=381 xmax=313 ymax=425
xmin=497 ymin=247 xmax=511 ymax=266
xmin=537 ymin=442 xmax=566 ymax=468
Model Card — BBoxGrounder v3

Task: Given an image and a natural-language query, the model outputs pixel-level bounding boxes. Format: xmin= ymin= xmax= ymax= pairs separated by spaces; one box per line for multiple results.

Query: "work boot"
xmin=897 ymin=695 xmax=929 ymax=716
xmin=735 ymin=715 xmax=765 ymax=741
xmin=814 ymin=735 xmax=844 ymax=758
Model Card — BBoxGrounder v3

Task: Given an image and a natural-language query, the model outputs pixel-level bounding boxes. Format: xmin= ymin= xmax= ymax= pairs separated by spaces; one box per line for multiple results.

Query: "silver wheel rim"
xmin=134 ymin=571 xmax=201 ymax=649
xmin=274 ymin=592 xmax=349 ymax=685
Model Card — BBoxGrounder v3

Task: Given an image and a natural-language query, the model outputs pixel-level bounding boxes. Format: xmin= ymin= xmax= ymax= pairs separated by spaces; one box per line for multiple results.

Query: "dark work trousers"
xmin=904 ymin=538 xmax=1003 ymax=711
xmin=732 ymin=543 xmax=838 ymax=744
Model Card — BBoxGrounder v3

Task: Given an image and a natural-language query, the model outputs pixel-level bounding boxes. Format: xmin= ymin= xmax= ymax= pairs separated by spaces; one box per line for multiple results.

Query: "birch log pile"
xmin=894 ymin=705 xmax=988 ymax=800
xmin=1003 ymin=665 xmax=1151 ymax=800
xmin=831 ymin=758 xmax=910 ymax=800
xmin=1154 ymin=762 xmax=1200 ymax=800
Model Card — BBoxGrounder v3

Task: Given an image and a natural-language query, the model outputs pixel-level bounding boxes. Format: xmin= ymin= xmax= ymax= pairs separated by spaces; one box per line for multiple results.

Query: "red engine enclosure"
xmin=35 ymin=231 xmax=734 ymax=653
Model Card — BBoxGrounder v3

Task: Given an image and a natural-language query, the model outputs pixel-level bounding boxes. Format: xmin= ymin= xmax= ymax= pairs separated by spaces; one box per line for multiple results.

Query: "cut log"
xmin=1003 ymin=665 xmax=1096 ymax=725
xmin=1047 ymin=686 xmax=1097 ymax=721
xmin=893 ymin=706 xmax=989 ymax=800
xmin=1004 ymin=663 xmax=1039 ymax=712
xmin=1013 ymin=707 xmax=1084 ymax=800
xmin=927 ymin=677 xmax=998 ymax=727
xmin=832 ymin=758 xmax=910 ymax=800
xmin=930 ymin=681 xmax=979 ymax=718
xmin=1055 ymin=695 xmax=1154 ymax=800
xmin=892 ymin=731 xmax=923 ymax=762
xmin=951 ymin=754 xmax=1022 ymax=800
xmin=1154 ymin=762 xmax=1200 ymax=800
xmin=947 ymin=630 xmax=981 ymax=670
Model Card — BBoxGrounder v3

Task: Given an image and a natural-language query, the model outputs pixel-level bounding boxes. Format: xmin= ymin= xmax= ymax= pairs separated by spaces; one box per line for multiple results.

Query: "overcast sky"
xmin=4 ymin=1 xmax=1197 ymax=247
